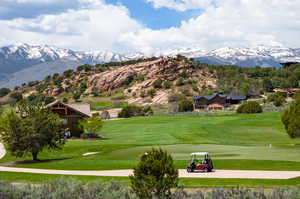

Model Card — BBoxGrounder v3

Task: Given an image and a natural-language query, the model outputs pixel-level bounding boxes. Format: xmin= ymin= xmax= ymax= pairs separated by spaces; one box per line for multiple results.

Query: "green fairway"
xmin=1 ymin=112 xmax=300 ymax=172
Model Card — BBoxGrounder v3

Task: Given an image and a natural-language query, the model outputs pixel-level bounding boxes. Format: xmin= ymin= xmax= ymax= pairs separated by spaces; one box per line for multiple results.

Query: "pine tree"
xmin=130 ymin=148 xmax=178 ymax=199
xmin=282 ymin=98 xmax=300 ymax=138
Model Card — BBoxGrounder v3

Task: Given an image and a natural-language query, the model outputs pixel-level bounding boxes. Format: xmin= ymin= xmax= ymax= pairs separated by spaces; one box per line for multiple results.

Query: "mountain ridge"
xmin=1 ymin=43 xmax=300 ymax=88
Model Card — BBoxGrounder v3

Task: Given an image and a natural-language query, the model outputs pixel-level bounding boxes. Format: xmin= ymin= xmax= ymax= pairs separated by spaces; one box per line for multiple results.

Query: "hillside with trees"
xmin=0 ymin=56 xmax=299 ymax=113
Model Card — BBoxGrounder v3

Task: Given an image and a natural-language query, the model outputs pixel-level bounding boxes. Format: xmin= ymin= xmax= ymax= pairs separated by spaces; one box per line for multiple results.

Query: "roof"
xmin=194 ymin=94 xmax=246 ymax=101
xmin=191 ymin=152 xmax=208 ymax=156
xmin=46 ymin=100 xmax=91 ymax=117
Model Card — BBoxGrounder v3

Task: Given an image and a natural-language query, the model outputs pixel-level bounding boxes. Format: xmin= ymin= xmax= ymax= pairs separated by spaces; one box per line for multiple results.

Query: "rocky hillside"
xmin=87 ymin=57 xmax=216 ymax=105
xmin=1 ymin=56 xmax=217 ymax=106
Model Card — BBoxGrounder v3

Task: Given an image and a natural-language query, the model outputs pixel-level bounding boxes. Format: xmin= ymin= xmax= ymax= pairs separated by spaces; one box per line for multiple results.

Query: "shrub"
xmin=63 ymin=69 xmax=74 ymax=78
xmin=168 ymin=93 xmax=186 ymax=103
xmin=78 ymin=116 xmax=103 ymax=138
xmin=152 ymin=79 xmax=162 ymax=89
xmin=267 ymin=93 xmax=286 ymax=107
xmin=237 ymin=101 xmax=263 ymax=114
xmin=130 ymin=148 xmax=178 ymax=199
xmin=45 ymin=96 xmax=56 ymax=105
xmin=175 ymin=77 xmax=184 ymax=86
xmin=140 ymin=91 xmax=146 ymax=98
xmin=9 ymin=92 xmax=23 ymax=102
xmin=118 ymin=104 xmax=142 ymax=118
xmin=142 ymin=106 xmax=154 ymax=116
xmin=73 ymin=92 xmax=81 ymax=102
xmin=273 ymin=96 xmax=286 ymax=107
xmin=101 ymin=110 xmax=111 ymax=120
xmin=62 ymin=98 xmax=69 ymax=103
xmin=147 ymin=89 xmax=156 ymax=98
xmin=178 ymin=100 xmax=194 ymax=112
xmin=118 ymin=105 xmax=153 ymax=118
xmin=163 ymin=81 xmax=172 ymax=89
xmin=111 ymin=93 xmax=126 ymax=100
xmin=0 ymin=88 xmax=11 ymax=97
xmin=282 ymin=97 xmax=300 ymax=138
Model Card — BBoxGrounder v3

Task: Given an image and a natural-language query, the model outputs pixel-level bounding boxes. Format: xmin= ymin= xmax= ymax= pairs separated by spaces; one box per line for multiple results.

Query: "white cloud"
xmin=0 ymin=1 xmax=143 ymax=52
xmin=145 ymin=0 xmax=214 ymax=11
xmin=1 ymin=0 xmax=300 ymax=54
xmin=120 ymin=0 xmax=300 ymax=53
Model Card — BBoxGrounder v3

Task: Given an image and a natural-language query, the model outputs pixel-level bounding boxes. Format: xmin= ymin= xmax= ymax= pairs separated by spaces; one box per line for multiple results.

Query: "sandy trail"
xmin=0 ymin=166 xmax=300 ymax=179
xmin=0 ymin=143 xmax=5 ymax=160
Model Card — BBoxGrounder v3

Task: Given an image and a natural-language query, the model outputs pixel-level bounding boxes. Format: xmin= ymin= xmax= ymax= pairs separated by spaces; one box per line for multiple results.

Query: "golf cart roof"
xmin=190 ymin=152 xmax=208 ymax=156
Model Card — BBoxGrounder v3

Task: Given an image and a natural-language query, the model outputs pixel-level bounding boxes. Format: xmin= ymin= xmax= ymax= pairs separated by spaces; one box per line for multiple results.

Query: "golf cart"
xmin=187 ymin=152 xmax=213 ymax=172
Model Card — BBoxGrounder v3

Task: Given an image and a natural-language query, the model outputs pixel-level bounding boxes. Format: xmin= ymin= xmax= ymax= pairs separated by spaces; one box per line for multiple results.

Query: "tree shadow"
xmin=0 ymin=158 xmax=71 ymax=166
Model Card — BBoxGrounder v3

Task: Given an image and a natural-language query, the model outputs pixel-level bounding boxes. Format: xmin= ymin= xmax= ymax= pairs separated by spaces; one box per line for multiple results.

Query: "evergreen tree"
xmin=282 ymin=98 xmax=300 ymax=138
xmin=130 ymin=148 xmax=178 ymax=199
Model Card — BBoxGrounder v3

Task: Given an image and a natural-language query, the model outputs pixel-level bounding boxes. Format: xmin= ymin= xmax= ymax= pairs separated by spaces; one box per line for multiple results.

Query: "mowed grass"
xmin=1 ymin=112 xmax=300 ymax=171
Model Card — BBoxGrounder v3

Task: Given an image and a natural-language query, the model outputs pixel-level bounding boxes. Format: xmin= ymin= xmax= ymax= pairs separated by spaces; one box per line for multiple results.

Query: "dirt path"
xmin=0 ymin=143 xmax=5 ymax=160
xmin=1 ymin=166 xmax=300 ymax=179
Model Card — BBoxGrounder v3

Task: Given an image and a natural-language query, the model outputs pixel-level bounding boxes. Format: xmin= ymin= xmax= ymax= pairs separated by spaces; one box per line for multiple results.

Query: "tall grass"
xmin=1 ymin=178 xmax=300 ymax=199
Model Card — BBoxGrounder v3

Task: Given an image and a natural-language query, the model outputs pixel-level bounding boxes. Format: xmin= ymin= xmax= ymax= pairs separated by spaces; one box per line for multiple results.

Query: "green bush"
xmin=168 ymin=93 xmax=186 ymax=103
xmin=9 ymin=92 xmax=23 ymax=102
xmin=147 ymin=89 xmax=156 ymax=98
xmin=152 ymin=79 xmax=162 ymax=89
xmin=163 ymin=81 xmax=172 ymax=89
xmin=267 ymin=93 xmax=286 ymax=107
xmin=118 ymin=104 xmax=153 ymax=118
xmin=175 ymin=77 xmax=184 ymax=86
xmin=282 ymin=98 xmax=300 ymax=138
xmin=0 ymin=88 xmax=11 ymax=97
xmin=130 ymin=148 xmax=178 ymax=199
xmin=178 ymin=100 xmax=194 ymax=112
xmin=237 ymin=101 xmax=263 ymax=114
xmin=118 ymin=104 xmax=142 ymax=118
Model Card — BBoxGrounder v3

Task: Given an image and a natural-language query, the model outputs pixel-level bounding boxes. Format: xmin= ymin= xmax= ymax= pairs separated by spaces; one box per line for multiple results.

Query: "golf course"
xmin=1 ymin=111 xmax=300 ymax=186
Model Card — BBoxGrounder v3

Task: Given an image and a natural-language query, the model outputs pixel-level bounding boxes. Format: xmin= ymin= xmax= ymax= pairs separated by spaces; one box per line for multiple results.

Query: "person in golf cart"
xmin=187 ymin=152 xmax=213 ymax=172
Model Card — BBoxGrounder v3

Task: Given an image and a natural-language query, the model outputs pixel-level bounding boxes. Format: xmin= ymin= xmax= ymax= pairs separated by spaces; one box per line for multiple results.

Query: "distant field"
xmin=1 ymin=112 xmax=300 ymax=172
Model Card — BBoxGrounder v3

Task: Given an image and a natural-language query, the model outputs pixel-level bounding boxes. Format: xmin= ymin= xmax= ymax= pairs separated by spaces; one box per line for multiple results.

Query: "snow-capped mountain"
xmin=0 ymin=43 xmax=145 ymax=88
xmin=164 ymin=45 xmax=300 ymax=68
xmin=0 ymin=43 xmax=300 ymax=88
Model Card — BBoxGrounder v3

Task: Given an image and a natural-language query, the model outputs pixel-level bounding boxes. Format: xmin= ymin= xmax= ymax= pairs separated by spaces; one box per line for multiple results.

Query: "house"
xmin=194 ymin=93 xmax=247 ymax=110
xmin=273 ymin=88 xmax=300 ymax=97
xmin=46 ymin=101 xmax=91 ymax=137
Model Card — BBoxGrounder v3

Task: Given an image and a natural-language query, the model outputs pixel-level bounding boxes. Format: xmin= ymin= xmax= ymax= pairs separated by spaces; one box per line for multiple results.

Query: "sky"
xmin=0 ymin=0 xmax=300 ymax=54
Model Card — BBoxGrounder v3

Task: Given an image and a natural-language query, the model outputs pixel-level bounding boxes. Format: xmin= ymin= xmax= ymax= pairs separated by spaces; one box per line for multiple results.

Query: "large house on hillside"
xmin=193 ymin=93 xmax=247 ymax=110
xmin=46 ymin=101 xmax=91 ymax=137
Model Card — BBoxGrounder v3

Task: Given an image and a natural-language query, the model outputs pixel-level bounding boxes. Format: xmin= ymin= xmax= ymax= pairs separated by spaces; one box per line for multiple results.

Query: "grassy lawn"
xmin=1 ymin=172 xmax=300 ymax=188
xmin=1 ymin=112 xmax=300 ymax=173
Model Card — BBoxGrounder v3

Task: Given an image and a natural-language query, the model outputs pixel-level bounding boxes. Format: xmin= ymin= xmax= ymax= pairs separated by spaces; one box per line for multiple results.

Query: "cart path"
xmin=1 ymin=166 xmax=300 ymax=179
xmin=0 ymin=143 xmax=5 ymax=160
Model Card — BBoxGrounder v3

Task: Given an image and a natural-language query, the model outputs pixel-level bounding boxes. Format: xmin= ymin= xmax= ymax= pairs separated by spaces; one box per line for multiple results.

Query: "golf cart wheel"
xmin=204 ymin=168 xmax=209 ymax=172
xmin=187 ymin=168 xmax=193 ymax=173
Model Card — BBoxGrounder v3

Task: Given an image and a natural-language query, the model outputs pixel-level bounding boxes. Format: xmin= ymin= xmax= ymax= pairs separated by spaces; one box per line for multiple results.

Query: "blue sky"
xmin=106 ymin=0 xmax=202 ymax=29
xmin=0 ymin=0 xmax=299 ymax=53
